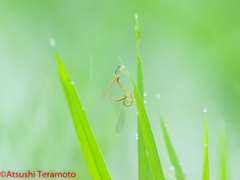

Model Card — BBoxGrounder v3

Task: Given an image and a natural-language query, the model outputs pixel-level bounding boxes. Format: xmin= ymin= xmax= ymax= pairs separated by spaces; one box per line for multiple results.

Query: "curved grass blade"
xmin=119 ymin=57 xmax=165 ymax=180
xmin=202 ymin=109 xmax=209 ymax=180
xmin=135 ymin=15 xmax=143 ymax=96
xmin=116 ymin=104 xmax=125 ymax=133
xmin=218 ymin=121 xmax=228 ymax=180
xmin=135 ymin=14 xmax=153 ymax=180
xmin=54 ymin=49 xmax=111 ymax=180
xmin=157 ymin=97 xmax=185 ymax=180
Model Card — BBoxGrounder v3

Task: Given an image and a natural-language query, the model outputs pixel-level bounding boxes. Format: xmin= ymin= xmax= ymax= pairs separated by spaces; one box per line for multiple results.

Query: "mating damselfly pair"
xmin=100 ymin=63 xmax=133 ymax=133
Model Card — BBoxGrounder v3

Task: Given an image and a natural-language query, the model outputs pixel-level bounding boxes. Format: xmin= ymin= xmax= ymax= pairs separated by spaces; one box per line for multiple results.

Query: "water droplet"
xmin=156 ymin=94 xmax=161 ymax=98
xmin=135 ymin=15 xmax=138 ymax=19
xmin=204 ymin=144 xmax=208 ymax=147
xmin=179 ymin=162 xmax=183 ymax=166
xmin=146 ymin=150 xmax=149 ymax=156
xmin=203 ymin=108 xmax=207 ymax=113
xmin=136 ymin=133 xmax=138 ymax=137
xmin=144 ymin=100 xmax=147 ymax=104
xmin=82 ymin=107 xmax=85 ymax=110
xmin=136 ymin=137 xmax=138 ymax=139
xmin=136 ymin=112 xmax=138 ymax=115
xmin=70 ymin=81 xmax=74 ymax=85
xmin=50 ymin=38 xmax=56 ymax=47
xmin=135 ymin=27 xmax=137 ymax=29
xmin=164 ymin=123 xmax=168 ymax=127
xmin=144 ymin=93 xmax=147 ymax=97
xmin=170 ymin=166 xmax=175 ymax=171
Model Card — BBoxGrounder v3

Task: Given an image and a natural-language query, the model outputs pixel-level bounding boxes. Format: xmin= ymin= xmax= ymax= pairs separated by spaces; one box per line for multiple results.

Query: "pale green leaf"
xmin=202 ymin=111 xmax=209 ymax=180
xmin=157 ymin=98 xmax=185 ymax=180
xmin=54 ymin=50 xmax=111 ymax=180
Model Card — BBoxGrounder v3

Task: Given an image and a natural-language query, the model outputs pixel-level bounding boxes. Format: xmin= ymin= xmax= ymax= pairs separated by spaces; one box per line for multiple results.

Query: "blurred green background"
xmin=1 ymin=0 xmax=240 ymax=179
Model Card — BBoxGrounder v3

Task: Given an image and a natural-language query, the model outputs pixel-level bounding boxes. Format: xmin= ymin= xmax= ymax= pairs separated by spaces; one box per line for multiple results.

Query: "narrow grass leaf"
xmin=135 ymin=14 xmax=153 ymax=180
xmin=218 ymin=121 xmax=228 ymax=180
xmin=135 ymin=14 xmax=143 ymax=96
xmin=202 ymin=110 xmax=209 ymax=180
xmin=157 ymin=97 xmax=185 ymax=180
xmin=54 ymin=50 xmax=111 ymax=180
xmin=119 ymin=57 xmax=165 ymax=180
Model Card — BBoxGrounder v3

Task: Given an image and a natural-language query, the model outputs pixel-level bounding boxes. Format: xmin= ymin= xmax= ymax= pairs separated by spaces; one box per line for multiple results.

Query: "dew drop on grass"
xmin=136 ymin=134 xmax=138 ymax=140
xmin=135 ymin=27 xmax=137 ymax=29
xmin=203 ymin=108 xmax=207 ymax=113
xmin=135 ymin=15 xmax=138 ymax=19
xmin=144 ymin=100 xmax=147 ymax=104
xmin=70 ymin=81 xmax=74 ymax=85
xmin=82 ymin=107 xmax=85 ymax=110
xmin=50 ymin=38 xmax=56 ymax=47
xmin=156 ymin=94 xmax=161 ymax=98
xmin=144 ymin=93 xmax=147 ymax=97
xmin=204 ymin=144 xmax=208 ymax=147
xmin=146 ymin=150 xmax=149 ymax=156
xmin=170 ymin=166 xmax=175 ymax=171
xmin=136 ymin=112 xmax=138 ymax=115
xmin=164 ymin=123 xmax=168 ymax=127
xmin=179 ymin=162 xmax=183 ymax=166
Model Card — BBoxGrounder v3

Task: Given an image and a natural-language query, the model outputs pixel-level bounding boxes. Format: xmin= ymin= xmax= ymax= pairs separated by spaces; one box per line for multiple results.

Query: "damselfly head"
xmin=115 ymin=65 xmax=125 ymax=75
xmin=122 ymin=94 xmax=133 ymax=107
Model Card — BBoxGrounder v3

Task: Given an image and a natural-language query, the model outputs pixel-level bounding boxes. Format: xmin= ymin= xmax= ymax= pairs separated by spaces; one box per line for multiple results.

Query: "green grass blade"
xmin=54 ymin=50 xmax=111 ymax=180
xmin=135 ymin=14 xmax=153 ymax=180
xmin=202 ymin=110 xmax=209 ymax=180
xmin=157 ymin=97 xmax=185 ymax=180
xmin=119 ymin=57 xmax=165 ymax=180
xmin=218 ymin=121 xmax=228 ymax=180
xmin=135 ymin=14 xmax=143 ymax=96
